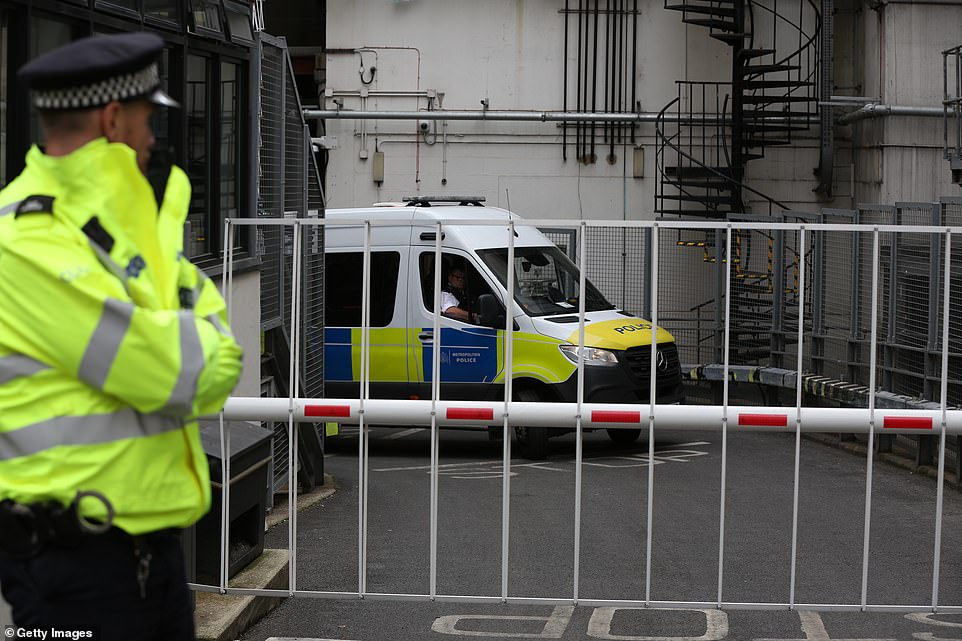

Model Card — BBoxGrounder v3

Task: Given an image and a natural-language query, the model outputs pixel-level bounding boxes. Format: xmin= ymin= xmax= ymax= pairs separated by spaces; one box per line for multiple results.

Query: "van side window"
xmin=325 ymin=251 xmax=400 ymax=327
xmin=419 ymin=252 xmax=497 ymax=325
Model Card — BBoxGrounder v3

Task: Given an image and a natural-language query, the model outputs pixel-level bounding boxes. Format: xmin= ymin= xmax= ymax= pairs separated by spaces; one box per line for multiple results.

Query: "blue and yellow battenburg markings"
xmin=324 ymin=326 xmax=576 ymax=385
xmin=323 ymin=317 xmax=671 ymax=386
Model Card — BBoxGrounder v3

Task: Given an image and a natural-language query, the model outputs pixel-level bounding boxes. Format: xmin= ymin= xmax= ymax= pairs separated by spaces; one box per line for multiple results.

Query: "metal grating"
xmin=257 ymin=34 xmax=326 ymax=494
xmin=258 ymin=39 xmax=285 ymax=329
xmin=813 ymin=210 xmax=857 ymax=382
xmin=561 ymin=202 xmax=962 ymax=412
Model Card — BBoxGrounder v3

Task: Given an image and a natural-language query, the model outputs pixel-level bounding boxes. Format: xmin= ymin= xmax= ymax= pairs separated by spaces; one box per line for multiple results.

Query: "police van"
xmin=323 ymin=196 xmax=683 ymax=458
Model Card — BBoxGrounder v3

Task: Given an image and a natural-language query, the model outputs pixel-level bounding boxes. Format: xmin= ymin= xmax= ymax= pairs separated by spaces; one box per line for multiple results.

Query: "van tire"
xmin=514 ymin=389 xmax=549 ymax=460
xmin=606 ymin=427 xmax=642 ymax=446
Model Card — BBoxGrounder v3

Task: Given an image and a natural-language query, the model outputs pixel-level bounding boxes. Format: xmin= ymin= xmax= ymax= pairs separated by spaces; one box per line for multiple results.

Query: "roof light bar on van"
xmin=402 ymin=195 xmax=486 ymax=207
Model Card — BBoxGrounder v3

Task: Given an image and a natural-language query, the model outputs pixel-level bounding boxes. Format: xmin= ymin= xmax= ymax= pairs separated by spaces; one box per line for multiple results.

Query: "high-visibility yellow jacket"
xmin=0 ymin=138 xmax=243 ymax=535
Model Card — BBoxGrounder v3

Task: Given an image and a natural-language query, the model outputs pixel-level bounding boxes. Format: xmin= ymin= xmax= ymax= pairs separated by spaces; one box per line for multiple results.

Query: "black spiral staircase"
xmin=656 ymin=0 xmax=820 ymax=219
xmin=655 ymin=0 xmax=821 ymax=364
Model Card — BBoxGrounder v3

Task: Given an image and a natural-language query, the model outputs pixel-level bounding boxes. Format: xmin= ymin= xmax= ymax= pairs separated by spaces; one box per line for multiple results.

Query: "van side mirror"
xmin=478 ymin=293 xmax=505 ymax=328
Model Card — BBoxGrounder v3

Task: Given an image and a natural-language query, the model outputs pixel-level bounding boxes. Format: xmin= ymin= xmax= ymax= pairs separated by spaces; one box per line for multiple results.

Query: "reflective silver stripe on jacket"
xmin=0 ymin=354 xmax=50 ymax=385
xmin=0 ymin=200 xmax=23 ymax=218
xmin=161 ymin=311 xmax=204 ymax=415
xmin=0 ymin=408 xmax=183 ymax=461
xmin=78 ymin=299 xmax=134 ymax=390
xmin=87 ymin=240 xmax=129 ymax=291
xmin=206 ymin=314 xmax=232 ymax=337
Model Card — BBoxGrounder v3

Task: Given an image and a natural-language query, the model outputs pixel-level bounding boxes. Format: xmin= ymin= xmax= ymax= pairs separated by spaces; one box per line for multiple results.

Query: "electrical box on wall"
xmin=373 ymin=151 xmax=385 ymax=184
xmin=633 ymin=147 xmax=644 ymax=179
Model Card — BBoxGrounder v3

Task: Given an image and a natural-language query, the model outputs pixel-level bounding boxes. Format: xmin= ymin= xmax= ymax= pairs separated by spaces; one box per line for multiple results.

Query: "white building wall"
xmin=323 ymin=0 xmax=755 ymax=221
xmin=847 ymin=3 xmax=960 ymax=206
xmin=324 ymin=1 xmax=962 ymax=215
xmin=213 ymin=271 xmax=261 ymax=398
xmin=320 ymin=0 xmax=962 ymax=332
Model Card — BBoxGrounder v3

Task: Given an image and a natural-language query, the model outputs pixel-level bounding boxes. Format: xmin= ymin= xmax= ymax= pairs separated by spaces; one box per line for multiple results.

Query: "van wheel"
xmin=513 ymin=389 xmax=549 ymax=460
xmin=606 ymin=428 xmax=642 ymax=446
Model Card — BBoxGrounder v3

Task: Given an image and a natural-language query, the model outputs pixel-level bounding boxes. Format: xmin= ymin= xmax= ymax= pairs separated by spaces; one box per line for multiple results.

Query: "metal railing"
xmin=196 ymin=216 xmax=962 ymax=613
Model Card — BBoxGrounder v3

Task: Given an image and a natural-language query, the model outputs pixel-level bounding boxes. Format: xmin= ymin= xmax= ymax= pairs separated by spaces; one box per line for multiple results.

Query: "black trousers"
xmin=0 ymin=528 xmax=194 ymax=641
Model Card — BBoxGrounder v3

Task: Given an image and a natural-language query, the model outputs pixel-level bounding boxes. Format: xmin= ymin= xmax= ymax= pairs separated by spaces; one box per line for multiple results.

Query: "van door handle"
xmin=418 ymin=331 xmax=434 ymax=342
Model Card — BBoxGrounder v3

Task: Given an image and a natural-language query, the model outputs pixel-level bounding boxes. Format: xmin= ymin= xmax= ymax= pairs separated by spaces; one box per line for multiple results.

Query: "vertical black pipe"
xmin=615 ymin=0 xmax=622 ymax=154
xmin=631 ymin=0 xmax=638 ymax=144
xmin=604 ymin=0 xmax=611 ymax=145
xmin=608 ymin=0 xmax=619 ymax=163
xmin=579 ymin=0 xmax=586 ymax=162
xmin=590 ymin=0 xmax=599 ymax=163
xmin=563 ymin=0 xmax=569 ymax=162
xmin=578 ymin=0 xmax=597 ymax=162
xmin=608 ymin=0 xmax=625 ymax=154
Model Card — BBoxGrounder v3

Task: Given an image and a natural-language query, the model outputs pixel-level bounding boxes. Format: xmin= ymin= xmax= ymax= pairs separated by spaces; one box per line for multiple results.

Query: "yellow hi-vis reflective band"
xmin=565 ymin=318 xmax=674 ymax=351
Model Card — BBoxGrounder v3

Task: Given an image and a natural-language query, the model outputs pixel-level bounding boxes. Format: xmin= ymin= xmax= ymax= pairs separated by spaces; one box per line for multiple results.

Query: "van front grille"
xmin=622 ymin=343 xmax=681 ymax=389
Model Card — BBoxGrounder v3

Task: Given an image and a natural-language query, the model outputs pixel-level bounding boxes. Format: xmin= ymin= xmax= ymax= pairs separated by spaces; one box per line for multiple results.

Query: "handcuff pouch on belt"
xmin=0 ymin=490 xmax=114 ymax=560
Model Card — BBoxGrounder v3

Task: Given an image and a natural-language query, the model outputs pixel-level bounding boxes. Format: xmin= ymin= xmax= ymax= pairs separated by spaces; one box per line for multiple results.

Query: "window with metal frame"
xmin=186 ymin=53 xmax=210 ymax=258
xmin=145 ymin=0 xmax=182 ymax=25
xmin=93 ymin=0 xmax=139 ymax=16
xmin=185 ymin=52 xmax=249 ymax=263
xmin=220 ymin=61 xmax=239 ymax=239
xmin=223 ymin=0 xmax=253 ymax=45
xmin=188 ymin=0 xmax=224 ymax=37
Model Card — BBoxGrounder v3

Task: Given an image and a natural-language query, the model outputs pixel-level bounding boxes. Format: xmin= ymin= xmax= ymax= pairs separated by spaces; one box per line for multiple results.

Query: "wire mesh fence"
xmin=257 ymin=34 xmax=326 ymax=496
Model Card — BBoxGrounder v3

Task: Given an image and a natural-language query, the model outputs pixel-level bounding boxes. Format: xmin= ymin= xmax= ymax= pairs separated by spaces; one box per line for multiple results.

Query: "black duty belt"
xmin=0 ymin=490 xmax=115 ymax=560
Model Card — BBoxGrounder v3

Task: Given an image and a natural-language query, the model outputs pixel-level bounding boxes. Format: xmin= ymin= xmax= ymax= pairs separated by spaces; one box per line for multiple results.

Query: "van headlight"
xmin=559 ymin=344 xmax=619 ymax=366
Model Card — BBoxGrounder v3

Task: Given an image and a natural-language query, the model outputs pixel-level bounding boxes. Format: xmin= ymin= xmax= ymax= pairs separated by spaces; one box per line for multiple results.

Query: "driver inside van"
xmin=441 ymin=268 xmax=473 ymax=322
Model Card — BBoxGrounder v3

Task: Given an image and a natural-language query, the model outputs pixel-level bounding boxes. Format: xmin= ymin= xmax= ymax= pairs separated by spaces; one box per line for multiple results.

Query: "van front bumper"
xmin=555 ymin=363 xmax=685 ymax=405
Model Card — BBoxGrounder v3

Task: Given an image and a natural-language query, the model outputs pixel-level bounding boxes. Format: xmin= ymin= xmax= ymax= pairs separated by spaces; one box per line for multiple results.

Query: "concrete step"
xmin=194 ymin=548 xmax=290 ymax=641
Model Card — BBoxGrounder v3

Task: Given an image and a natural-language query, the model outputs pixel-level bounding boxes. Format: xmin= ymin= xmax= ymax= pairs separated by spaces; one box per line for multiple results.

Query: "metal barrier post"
xmin=860 ymin=228 xmax=881 ymax=609
xmin=932 ymin=229 xmax=952 ymax=609
xmin=358 ymin=221 xmax=371 ymax=596
xmin=789 ymin=226 xmax=806 ymax=608
xmin=717 ymin=223 xmax=733 ymax=607
xmin=218 ymin=217 xmax=236 ymax=594
xmin=430 ymin=223 xmax=443 ymax=599
xmin=501 ymin=221 xmax=517 ymax=602
xmin=646 ymin=223 xmax=660 ymax=606
xmin=573 ymin=221 xmax=588 ymax=603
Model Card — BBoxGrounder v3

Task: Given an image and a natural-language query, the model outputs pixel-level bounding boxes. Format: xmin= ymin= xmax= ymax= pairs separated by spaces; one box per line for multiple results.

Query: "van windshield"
xmin=477 ymin=246 xmax=615 ymax=317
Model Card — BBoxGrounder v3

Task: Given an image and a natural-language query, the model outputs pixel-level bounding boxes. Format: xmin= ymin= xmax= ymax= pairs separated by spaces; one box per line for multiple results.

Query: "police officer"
xmin=0 ymin=32 xmax=243 ymax=640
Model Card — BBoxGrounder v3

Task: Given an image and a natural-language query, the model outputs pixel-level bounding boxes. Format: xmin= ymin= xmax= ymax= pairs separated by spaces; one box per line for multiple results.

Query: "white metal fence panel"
xmin=195 ymin=217 xmax=962 ymax=614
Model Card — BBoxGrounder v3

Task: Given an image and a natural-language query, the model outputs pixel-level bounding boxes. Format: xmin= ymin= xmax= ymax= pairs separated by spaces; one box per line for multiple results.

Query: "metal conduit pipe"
xmin=305 ymin=109 xmax=712 ymax=123
xmin=837 ymin=103 xmax=944 ymax=124
xmin=873 ymin=0 xmax=962 ymax=6
xmin=305 ymin=109 xmax=818 ymax=129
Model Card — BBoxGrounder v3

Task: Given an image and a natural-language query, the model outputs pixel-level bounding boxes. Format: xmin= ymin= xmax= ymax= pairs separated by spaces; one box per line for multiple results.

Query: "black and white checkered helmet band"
xmin=32 ymin=63 xmax=160 ymax=110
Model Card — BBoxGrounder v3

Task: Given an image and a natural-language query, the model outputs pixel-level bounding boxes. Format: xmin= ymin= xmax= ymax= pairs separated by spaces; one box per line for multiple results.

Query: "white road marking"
xmin=266 ymin=638 xmax=361 ymax=641
xmin=432 ymin=605 xmax=573 ymax=637
xmin=584 ymin=449 xmax=709 ymax=469
xmin=587 ymin=607 xmax=729 ymax=640
xmin=384 ymin=427 xmax=425 ymax=440
xmin=906 ymin=612 xmax=962 ymax=629
xmin=754 ymin=611 xmax=896 ymax=641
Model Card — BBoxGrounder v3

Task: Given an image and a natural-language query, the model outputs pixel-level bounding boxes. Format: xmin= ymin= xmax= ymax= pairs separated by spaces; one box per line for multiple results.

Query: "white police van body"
xmin=323 ymin=197 xmax=683 ymax=458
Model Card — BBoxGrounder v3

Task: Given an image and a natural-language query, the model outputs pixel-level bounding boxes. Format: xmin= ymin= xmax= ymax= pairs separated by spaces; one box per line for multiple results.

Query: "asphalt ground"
xmin=239 ymin=425 xmax=962 ymax=641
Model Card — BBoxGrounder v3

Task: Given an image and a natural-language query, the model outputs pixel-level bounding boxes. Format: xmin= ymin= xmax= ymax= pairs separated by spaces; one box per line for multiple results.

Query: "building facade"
xmin=0 ymin=0 xmax=262 ymax=397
